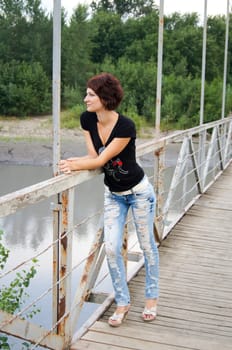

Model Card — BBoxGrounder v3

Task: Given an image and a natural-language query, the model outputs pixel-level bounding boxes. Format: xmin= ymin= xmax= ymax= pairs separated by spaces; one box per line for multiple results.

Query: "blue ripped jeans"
xmin=104 ymin=176 xmax=159 ymax=307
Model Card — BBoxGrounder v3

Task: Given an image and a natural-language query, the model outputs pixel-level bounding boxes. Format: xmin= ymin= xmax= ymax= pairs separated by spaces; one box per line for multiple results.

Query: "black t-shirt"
xmin=80 ymin=111 xmax=144 ymax=192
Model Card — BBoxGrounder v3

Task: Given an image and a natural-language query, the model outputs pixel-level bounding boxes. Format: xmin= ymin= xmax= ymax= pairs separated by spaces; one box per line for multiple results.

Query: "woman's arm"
xmin=59 ymin=130 xmax=98 ymax=173
xmin=59 ymin=133 xmax=130 ymax=174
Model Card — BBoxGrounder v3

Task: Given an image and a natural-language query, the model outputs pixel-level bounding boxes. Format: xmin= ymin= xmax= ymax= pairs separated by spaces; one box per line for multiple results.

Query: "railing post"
xmin=122 ymin=224 xmax=128 ymax=273
xmin=58 ymin=188 xmax=74 ymax=347
xmin=224 ymin=120 xmax=232 ymax=163
xmin=52 ymin=189 xmax=74 ymax=347
xmin=71 ymin=225 xmax=104 ymax=334
xmin=198 ymin=130 xmax=206 ymax=186
xmin=154 ymin=146 xmax=165 ymax=240
xmin=52 ymin=196 xmax=61 ymax=334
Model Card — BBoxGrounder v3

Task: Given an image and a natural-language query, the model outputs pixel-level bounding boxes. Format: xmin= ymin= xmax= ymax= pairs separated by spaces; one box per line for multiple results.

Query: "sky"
xmin=41 ymin=0 xmax=229 ymax=18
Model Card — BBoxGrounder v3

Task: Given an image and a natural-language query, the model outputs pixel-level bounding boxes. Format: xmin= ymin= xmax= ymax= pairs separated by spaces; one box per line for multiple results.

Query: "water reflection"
xmin=2 ymin=203 xmax=52 ymax=250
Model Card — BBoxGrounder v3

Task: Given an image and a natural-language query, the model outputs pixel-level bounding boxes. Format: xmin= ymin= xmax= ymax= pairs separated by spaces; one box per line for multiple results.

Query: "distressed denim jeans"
xmin=104 ymin=176 xmax=159 ymax=306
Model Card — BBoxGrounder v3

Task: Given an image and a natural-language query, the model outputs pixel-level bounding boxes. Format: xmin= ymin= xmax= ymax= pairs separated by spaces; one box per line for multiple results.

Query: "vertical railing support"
xmin=71 ymin=225 xmax=104 ymax=334
xmin=163 ymin=137 xmax=189 ymax=223
xmin=224 ymin=121 xmax=232 ymax=163
xmin=154 ymin=146 xmax=165 ymax=240
xmin=52 ymin=197 xmax=61 ymax=334
xmin=198 ymin=129 xmax=207 ymax=184
xmin=58 ymin=188 xmax=74 ymax=347
xmin=189 ymin=138 xmax=204 ymax=194
xmin=122 ymin=224 xmax=128 ymax=272
xmin=52 ymin=189 xmax=75 ymax=346
xmin=202 ymin=127 xmax=217 ymax=189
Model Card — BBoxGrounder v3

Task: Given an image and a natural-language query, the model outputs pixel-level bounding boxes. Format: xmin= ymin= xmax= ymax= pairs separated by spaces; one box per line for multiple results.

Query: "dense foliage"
xmin=0 ymin=0 xmax=231 ymax=129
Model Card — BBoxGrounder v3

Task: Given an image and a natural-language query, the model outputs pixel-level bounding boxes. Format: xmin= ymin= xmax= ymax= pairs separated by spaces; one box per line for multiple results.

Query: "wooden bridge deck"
xmin=72 ymin=164 xmax=232 ymax=350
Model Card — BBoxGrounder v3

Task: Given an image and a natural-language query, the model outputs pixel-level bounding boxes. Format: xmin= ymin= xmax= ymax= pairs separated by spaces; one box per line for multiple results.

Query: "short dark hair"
xmin=87 ymin=72 xmax=124 ymax=110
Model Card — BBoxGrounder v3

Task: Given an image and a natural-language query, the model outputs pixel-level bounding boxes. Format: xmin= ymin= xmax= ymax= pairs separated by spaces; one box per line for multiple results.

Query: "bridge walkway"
xmin=72 ymin=164 xmax=232 ymax=350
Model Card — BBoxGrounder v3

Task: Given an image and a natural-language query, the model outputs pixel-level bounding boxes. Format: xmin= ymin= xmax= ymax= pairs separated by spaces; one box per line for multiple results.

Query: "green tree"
xmin=0 ymin=0 xmax=52 ymax=76
xmin=91 ymin=0 xmax=157 ymax=18
xmin=161 ymin=74 xmax=201 ymax=128
xmin=62 ymin=4 xmax=94 ymax=104
xmin=90 ymin=7 xmax=158 ymax=65
xmin=90 ymin=11 xmax=125 ymax=63
xmin=206 ymin=15 xmax=227 ymax=81
xmin=163 ymin=13 xmax=203 ymax=77
xmin=123 ymin=9 xmax=159 ymax=62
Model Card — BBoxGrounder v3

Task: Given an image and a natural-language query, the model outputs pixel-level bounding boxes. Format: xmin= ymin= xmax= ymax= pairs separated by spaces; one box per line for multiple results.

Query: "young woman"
xmin=59 ymin=72 xmax=159 ymax=327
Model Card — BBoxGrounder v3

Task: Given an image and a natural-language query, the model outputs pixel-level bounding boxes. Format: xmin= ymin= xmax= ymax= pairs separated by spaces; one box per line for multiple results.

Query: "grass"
xmin=0 ymin=106 xmax=157 ymax=140
xmin=60 ymin=105 xmax=85 ymax=129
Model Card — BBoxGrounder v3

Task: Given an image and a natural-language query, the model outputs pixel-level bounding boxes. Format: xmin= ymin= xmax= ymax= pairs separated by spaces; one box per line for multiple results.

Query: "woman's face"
xmin=84 ymin=88 xmax=104 ymax=113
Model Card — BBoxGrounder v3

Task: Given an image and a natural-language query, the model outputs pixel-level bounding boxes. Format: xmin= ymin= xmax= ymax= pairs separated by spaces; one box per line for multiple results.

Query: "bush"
xmin=0 ymin=60 xmax=51 ymax=117
xmin=61 ymin=104 xmax=86 ymax=129
xmin=62 ymin=86 xmax=83 ymax=109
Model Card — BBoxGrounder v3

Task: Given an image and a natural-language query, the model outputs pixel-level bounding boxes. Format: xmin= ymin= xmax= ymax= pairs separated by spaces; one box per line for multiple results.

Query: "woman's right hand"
xmin=59 ymin=159 xmax=72 ymax=174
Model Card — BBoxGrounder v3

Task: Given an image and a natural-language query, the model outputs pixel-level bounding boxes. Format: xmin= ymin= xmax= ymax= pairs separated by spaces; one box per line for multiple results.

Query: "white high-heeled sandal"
xmin=108 ymin=306 xmax=130 ymax=327
xmin=142 ymin=306 xmax=157 ymax=322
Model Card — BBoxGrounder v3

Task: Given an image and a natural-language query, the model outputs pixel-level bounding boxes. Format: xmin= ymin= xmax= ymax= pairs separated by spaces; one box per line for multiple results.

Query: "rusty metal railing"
xmin=0 ymin=117 xmax=231 ymax=349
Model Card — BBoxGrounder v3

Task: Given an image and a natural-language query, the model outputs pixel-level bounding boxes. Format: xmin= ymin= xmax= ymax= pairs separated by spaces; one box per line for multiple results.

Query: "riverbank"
xmin=0 ymin=116 xmax=89 ymax=166
xmin=0 ymin=116 xmax=158 ymax=166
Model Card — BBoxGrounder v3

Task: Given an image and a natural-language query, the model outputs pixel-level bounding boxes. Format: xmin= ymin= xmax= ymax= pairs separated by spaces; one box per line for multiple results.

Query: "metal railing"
xmin=0 ymin=117 xmax=231 ymax=349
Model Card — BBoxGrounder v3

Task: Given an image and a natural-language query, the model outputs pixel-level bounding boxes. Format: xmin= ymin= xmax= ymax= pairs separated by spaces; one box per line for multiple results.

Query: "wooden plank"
xmin=81 ymin=321 xmax=232 ymax=350
xmin=81 ymin=327 xmax=188 ymax=350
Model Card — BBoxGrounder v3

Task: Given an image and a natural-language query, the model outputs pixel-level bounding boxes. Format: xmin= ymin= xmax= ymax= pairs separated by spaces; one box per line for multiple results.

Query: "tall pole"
xmin=200 ymin=0 xmax=207 ymax=125
xmin=155 ymin=0 xmax=164 ymax=133
xmin=52 ymin=0 xmax=61 ymax=176
xmin=221 ymin=0 xmax=230 ymax=119
xmin=199 ymin=0 xmax=208 ymax=185
xmin=52 ymin=0 xmax=61 ymax=337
